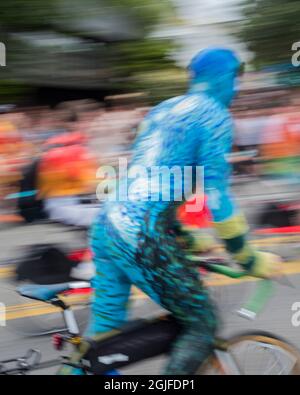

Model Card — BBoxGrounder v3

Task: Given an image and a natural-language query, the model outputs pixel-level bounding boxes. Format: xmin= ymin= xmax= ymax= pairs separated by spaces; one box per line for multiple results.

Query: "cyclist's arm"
xmin=198 ymin=126 xmax=282 ymax=277
xmin=196 ymin=122 xmax=264 ymax=274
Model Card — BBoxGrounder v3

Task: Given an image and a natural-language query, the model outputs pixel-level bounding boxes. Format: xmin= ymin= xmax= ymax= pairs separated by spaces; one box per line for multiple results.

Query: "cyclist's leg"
xmin=134 ymin=225 xmax=217 ymax=375
xmin=86 ymin=254 xmax=131 ymax=336
xmin=90 ymin=217 xmax=218 ymax=375
xmin=63 ymin=217 xmax=216 ymax=375
xmin=162 ymin=285 xmax=217 ymax=374
xmin=57 ymin=259 xmax=131 ymax=375
xmin=157 ymin=267 xmax=216 ymax=374
xmin=57 ymin=220 xmax=132 ymax=375
xmin=85 ymin=220 xmax=132 ymax=336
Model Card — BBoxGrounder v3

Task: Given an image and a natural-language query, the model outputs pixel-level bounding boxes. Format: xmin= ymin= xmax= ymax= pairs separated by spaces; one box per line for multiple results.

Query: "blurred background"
xmin=1 ymin=0 xmax=300 ymax=226
xmin=1 ymin=0 xmax=300 ymax=248
xmin=1 ymin=0 xmax=300 ymax=374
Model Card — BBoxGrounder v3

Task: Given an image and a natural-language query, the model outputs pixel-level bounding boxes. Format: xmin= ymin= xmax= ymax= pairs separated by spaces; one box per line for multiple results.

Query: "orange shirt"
xmin=37 ymin=142 xmax=97 ymax=199
xmin=261 ymin=114 xmax=300 ymax=159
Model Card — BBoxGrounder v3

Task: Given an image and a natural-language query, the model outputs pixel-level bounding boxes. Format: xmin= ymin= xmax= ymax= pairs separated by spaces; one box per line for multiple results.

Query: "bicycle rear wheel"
xmin=200 ymin=331 xmax=300 ymax=375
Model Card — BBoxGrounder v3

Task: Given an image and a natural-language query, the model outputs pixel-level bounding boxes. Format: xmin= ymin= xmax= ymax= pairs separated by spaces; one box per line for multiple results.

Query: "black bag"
xmin=15 ymin=244 xmax=74 ymax=284
xmin=258 ymin=202 xmax=297 ymax=228
xmin=81 ymin=316 xmax=181 ymax=374
xmin=17 ymin=159 xmax=48 ymax=223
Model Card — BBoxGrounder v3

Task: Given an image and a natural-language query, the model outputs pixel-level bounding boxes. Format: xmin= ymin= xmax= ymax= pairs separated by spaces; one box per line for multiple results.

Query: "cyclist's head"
xmin=188 ymin=47 xmax=242 ymax=106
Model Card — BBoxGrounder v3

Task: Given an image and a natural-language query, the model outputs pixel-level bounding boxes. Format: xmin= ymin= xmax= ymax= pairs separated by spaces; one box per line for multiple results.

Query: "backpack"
xmin=258 ymin=202 xmax=297 ymax=228
xmin=15 ymin=244 xmax=74 ymax=284
xmin=17 ymin=159 xmax=48 ymax=223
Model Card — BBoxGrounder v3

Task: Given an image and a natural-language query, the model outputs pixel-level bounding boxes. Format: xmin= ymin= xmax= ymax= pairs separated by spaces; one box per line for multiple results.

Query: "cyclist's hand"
xmin=250 ymin=251 xmax=283 ymax=279
xmin=190 ymin=233 xmax=217 ymax=253
xmin=179 ymin=228 xmax=217 ymax=253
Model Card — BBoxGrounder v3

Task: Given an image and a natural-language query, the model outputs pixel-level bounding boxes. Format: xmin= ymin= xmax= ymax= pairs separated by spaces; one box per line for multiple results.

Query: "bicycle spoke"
xmin=230 ymin=339 xmax=298 ymax=375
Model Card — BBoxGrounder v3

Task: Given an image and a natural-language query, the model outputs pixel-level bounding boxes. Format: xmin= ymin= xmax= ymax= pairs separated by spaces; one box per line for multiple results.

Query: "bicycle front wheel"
xmin=200 ymin=331 xmax=300 ymax=375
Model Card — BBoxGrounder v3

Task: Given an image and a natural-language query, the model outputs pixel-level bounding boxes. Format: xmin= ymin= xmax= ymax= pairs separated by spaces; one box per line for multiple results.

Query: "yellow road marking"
xmin=3 ymin=261 xmax=300 ymax=322
xmin=0 ymin=266 xmax=15 ymax=278
xmin=252 ymin=235 xmax=300 ymax=244
xmin=6 ymin=294 xmax=90 ymax=313
xmin=5 ymin=294 xmax=92 ymax=320
xmin=6 ymin=305 xmax=61 ymax=320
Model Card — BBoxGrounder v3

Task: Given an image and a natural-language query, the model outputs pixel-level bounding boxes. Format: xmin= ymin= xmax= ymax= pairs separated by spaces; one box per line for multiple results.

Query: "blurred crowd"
xmin=0 ymin=96 xmax=148 ymax=208
xmin=233 ymin=101 xmax=300 ymax=180
xmin=1 ymin=90 xmax=300 ymax=226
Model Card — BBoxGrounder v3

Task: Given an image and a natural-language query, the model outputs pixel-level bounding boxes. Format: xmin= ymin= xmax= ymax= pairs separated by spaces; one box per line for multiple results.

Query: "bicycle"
xmin=1 ymin=258 xmax=300 ymax=375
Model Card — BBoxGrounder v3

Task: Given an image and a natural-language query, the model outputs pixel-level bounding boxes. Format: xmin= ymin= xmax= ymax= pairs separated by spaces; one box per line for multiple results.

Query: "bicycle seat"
xmin=17 ymin=282 xmax=90 ymax=302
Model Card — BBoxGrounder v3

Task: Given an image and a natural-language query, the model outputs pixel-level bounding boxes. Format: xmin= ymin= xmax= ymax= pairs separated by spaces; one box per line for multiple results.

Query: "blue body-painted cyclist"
xmin=62 ymin=47 xmax=281 ymax=375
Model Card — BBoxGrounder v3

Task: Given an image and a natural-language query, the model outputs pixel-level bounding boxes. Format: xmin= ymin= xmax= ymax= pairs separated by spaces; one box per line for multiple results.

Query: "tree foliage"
xmin=237 ymin=0 xmax=300 ymax=68
xmin=0 ymin=1 xmax=59 ymax=31
xmin=101 ymin=0 xmax=176 ymax=34
xmin=0 ymin=0 xmax=181 ymax=103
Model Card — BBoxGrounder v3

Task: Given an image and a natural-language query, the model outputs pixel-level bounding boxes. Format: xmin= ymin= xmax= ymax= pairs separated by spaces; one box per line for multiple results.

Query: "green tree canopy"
xmin=0 ymin=0 xmax=58 ymax=31
xmin=101 ymin=0 xmax=176 ymax=35
xmin=237 ymin=0 xmax=300 ymax=68
xmin=0 ymin=0 xmax=182 ymax=103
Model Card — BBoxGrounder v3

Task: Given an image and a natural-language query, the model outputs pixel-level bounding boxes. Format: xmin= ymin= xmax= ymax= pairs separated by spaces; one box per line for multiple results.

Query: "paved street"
xmin=1 ymin=179 xmax=300 ymax=374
